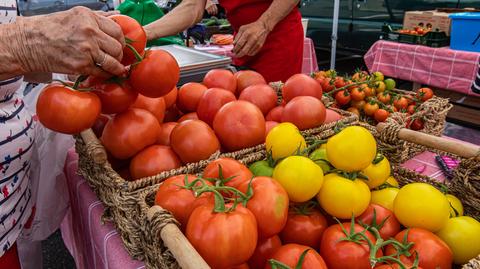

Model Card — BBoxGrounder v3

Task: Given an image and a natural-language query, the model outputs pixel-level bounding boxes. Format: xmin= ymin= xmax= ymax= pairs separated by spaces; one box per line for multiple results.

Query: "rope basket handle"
xmin=147 ymin=205 xmax=210 ymax=269
xmin=376 ymin=123 xmax=480 ymax=160
xmin=80 ymin=129 xmax=108 ymax=165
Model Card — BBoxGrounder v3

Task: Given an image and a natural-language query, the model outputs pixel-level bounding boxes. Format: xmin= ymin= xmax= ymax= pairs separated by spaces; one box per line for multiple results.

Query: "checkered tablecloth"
xmin=193 ymin=37 xmax=319 ymax=75
xmin=364 ymin=40 xmax=480 ymax=96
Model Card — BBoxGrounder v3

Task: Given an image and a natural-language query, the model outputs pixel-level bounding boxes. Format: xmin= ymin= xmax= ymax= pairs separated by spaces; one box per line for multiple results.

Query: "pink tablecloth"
xmin=364 ymin=40 xmax=480 ymax=97
xmin=194 ymin=37 xmax=319 ymax=75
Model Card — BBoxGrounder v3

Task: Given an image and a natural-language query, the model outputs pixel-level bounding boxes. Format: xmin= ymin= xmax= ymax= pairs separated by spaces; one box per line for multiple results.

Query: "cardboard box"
xmin=403 ymin=10 xmax=452 ymax=36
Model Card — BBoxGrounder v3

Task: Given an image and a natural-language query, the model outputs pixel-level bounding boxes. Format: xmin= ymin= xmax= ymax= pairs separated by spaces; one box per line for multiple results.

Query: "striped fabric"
xmin=472 ymin=61 xmax=480 ymax=94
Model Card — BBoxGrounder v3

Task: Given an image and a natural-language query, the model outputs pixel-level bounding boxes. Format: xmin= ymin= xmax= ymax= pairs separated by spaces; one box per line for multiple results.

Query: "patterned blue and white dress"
xmin=0 ymin=0 xmax=36 ymax=257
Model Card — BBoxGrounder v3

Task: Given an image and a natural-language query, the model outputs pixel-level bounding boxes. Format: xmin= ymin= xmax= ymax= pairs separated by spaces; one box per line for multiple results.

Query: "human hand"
xmin=233 ymin=20 xmax=269 ymax=58
xmin=13 ymin=7 xmax=126 ymax=77
xmin=205 ymin=3 xmax=218 ymax=15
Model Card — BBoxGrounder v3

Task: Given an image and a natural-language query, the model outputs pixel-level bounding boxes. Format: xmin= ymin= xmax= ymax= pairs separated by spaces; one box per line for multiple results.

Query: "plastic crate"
xmin=449 ymin=12 xmax=480 ymax=52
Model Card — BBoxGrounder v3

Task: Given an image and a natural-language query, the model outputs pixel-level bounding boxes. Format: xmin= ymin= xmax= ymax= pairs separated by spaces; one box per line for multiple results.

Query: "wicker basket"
xmin=137 ymin=123 xmax=479 ymax=269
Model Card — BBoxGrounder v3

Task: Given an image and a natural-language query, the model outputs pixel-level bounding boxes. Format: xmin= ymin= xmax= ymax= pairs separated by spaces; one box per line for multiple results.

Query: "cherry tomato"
xmin=279 ymin=205 xmax=327 ymax=248
xmin=248 ymin=236 xmax=282 ymax=269
xmin=93 ymin=81 xmax=137 ymax=114
xmin=350 ymin=87 xmax=366 ymax=101
xmin=157 ymin=122 xmax=177 ymax=145
xmin=177 ymin=112 xmax=198 ymax=123
xmin=197 ymin=88 xmax=236 ymax=126
xmin=37 ymin=84 xmax=101 ymax=134
xmin=235 ymin=70 xmax=267 ymax=95
xmin=377 ymin=92 xmax=392 ymax=104
xmin=335 ymin=90 xmax=351 ymax=106
xmin=177 ymin=82 xmax=208 ymax=112
xmin=347 ymin=107 xmax=360 ymax=116
xmin=170 ymin=120 xmax=220 ymax=163
xmin=374 ymin=109 xmax=390 ymax=122
xmin=317 ymin=77 xmax=334 ymax=93
xmin=130 ymin=94 xmax=166 ymax=123
xmin=394 ymin=96 xmax=409 ymax=111
xmin=110 ymin=15 xmax=146 ymax=66
xmin=364 ymin=102 xmax=380 ymax=116
xmin=352 ymin=100 xmax=366 ymax=110
xmin=407 ymin=118 xmax=425 ymax=131
xmin=266 ymin=106 xmax=284 ymax=122
xmin=129 ymin=145 xmax=181 ymax=179
xmin=334 ymin=76 xmax=346 ymax=88
xmin=282 ymin=74 xmax=323 ymax=103
xmin=92 ymin=114 xmax=110 ymax=138
xmin=266 ymin=244 xmax=327 ymax=269
xmin=239 ymin=84 xmax=277 ymax=116
xmin=417 ymin=87 xmax=434 ymax=102
xmin=213 ymin=101 xmax=266 ymax=151
xmin=162 ymin=87 xmax=178 ymax=109
xmin=358 ymin=204 xmax=400 ymax=240
xmin=203 ymin=158 xmax=253 ymax=188
xmin=203 ymin=69 xmax=237 ymax=94
xmin=129 ymin=50 xmax=179 ymax=98
xmin=281 ymin=96 xmax=326 ymax=130
xmin=362 ymin=85 xmax=376 ymax=97
xmin=407 ymin=104 xmax=416 ymax=115
xmin=265 ymin=121 xmax=279 ymax=138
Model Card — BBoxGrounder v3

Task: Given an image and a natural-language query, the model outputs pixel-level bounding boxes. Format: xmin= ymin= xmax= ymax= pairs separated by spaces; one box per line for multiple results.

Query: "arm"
xmin=233 ymin=0 xmax=299 ymax=58
xmin=0 ymin=23 xmax=26 ymax=80
xmin=144 ymin=0 xmax=206 ymax=41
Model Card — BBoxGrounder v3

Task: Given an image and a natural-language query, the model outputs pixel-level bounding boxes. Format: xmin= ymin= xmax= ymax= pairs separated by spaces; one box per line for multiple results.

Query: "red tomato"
xmin=417 ymin=87 xmax=434 ymax=102
xmin=364 ymin=102 xmax=380 ymax=116
xmin=282 ymin=74 xmax=323 ymax=103
xmin=163 ymin=87 xmax=178 ymax=109
xmin=352 ymin=100 xmax=366 ymax=110
xmin=203 ymin=69 xmax=237 ymax=94
xmin=187 ymin=204 xmax=258 ymax=269
xmin=92 ymin=114 xmax=110 ymax=138
xmin=163 ymin=105 xmax=182 ymax=122
xmin=170 ymin=120 xmax=220 ymax=163
xmin=385 ymin=228 xmax=453 ymax=269
xmin=266 ymin=244 xmax=328 ymax=269
xmin=177 ymin=82 xmax=208 ymax=112
xmin=213 ymin=101 xmax=266 ymax=151
xmin=374 ymin=109 xmax=390 ymax=122
xmin=375 ymin=265 xmax=423 ymax=269
xmin=229 ymin=264 xmax=249 ymax=269
xmin=324 ymin=109 xmax=342 ymax=124
xmin=101 ymin=108 xmax=161 ymax=159
xmin=350 ymin=87 xmax=366 ymax=101
xmin=407 ymin=118 xmax=425 ymax=131
xmin=155 ymin=174 xmax=214 ymax=229
xmin=129 ymin=145 xmax=182 ymax=179
xmin=265 ymin=121 xmax=279 ymax=138
xmin=318 ymin=77 xmax=335 ymax=93
xmin=358 ymin=204 xmax=400 ymax=240
xmin=248 ymin=236 xmax=282 ymax=269
xmin=203 ymin=158 xmax=253 ymax=189
xmin=177 ymin=112 xmax=198 ymax=123
xmin=334 ymin=76 xmax=346 ymax=88
xmin=238 ymin=177 xmax=289 ymax=239
xmin=377 ymin=92 xmax=392 ymax=104
xmin=407 ymin=104 xmax=416 ymax=115
xmin=280 ymin=206 xmax=327 ymax=248
xmin=394 ymin=97 xmax=409 ymax=111
xmin=130 ymin=94 xmax=166 ymax=123
xmin=110 ymin=15 xmax=146 ymax=66
xmin=197 ymin=88 xmax=236 ymax=126
xmin=93 ymin=81 xmax=137 ymax=114
xmin=239 ymin=84 xmax=277 ymax=116
xmin=363 ymin=86 xmax=376 ymax=97
xmin=266 ymin=106 xmax=284 ymax=122
xmin=282 ymin=96 xmax=326 ymax=130
xmin=129 ymin=50 xmax=179 ymax=98
xmin=320 ymin=222 xmax=383 ymax=269
xmin=335 ymin=90 xmax=351 ymax=106
xmin=37 ymin=84 xmax=101 ymax=134
xmin=157 ymin=122 xmax=177 ymax=145
xmin=235 ymin=70 xmax=267 ymax=95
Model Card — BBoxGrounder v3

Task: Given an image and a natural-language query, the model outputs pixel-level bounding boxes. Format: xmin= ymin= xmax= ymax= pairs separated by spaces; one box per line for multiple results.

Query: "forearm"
xmin=144 ymin=0 xmax=206 ymax=41
xmin=0 ymin=22 xmax=27 ymax=80
xmin=258 ymin=0 xmax=299 ymax=32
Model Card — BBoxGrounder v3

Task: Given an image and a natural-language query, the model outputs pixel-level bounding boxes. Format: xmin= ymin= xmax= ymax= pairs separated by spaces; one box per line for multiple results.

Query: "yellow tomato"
xmin=273 ymin=156 xmax=323 ymax=203
xmin=371 ymin=187 xmax=399 ymax=211
xmin=266 ymin=123 xmax=306 ymax=160
xmin=326 ymin=126 xmax=377 ymax=172
xmin=446 ymin=194 xmax=464 ymax=217
xmin=361 ymin=154 xmax=391 ymax=189
xmin=316 ymin=173 xmax=371 ymax=219
xmin=394 ymin=183 xmax=450 ymax=232
xmin=437 ymin=216 xmax=480 ymax=264
xmin=373 ymin=71 xmax=384 ymax=81
xmin=375 ymin=81 xmax=386 ymax=93
xmin=385 ymin=176 xmax=399 ymax=188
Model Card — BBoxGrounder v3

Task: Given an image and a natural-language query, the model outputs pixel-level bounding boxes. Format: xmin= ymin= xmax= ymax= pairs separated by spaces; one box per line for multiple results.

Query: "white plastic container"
xmin=302 ymin=18 xmax=309 ymax=36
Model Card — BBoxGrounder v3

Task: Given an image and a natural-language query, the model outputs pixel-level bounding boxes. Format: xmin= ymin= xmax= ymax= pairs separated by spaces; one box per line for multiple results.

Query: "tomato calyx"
xmin=291 ymin=201 xmax=318 ymax=216
xmin=268 ymin=248 xmax=310 ymax=269
xmin=372 ymin=153 xmax=385 ymax=165
xmin=328 ymin=170 xmax=369 ymax=181
xmin=358 ymin=208 xmax=389 ymax=234
xmin=51 ymin=75 xmax=92 ymax=92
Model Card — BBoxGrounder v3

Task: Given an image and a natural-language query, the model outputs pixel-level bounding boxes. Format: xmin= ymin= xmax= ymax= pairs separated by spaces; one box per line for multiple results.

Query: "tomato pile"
xmin=154 ymin=124 xmax=480 ymax=269
xmin=398 ymin=26 xmax=432 ymax=36
xmin=313 ymin=70 xmax=434 ymax=130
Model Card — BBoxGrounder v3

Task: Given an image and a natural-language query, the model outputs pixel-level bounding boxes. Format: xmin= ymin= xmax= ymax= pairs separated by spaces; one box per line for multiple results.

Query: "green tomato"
xmin=249 ymin=160 xmax=274 ymax=177
xmin=384 ymin=78 xmax=396 ymax=91
xmin=309 ymin=148 xmax=331 ymax=173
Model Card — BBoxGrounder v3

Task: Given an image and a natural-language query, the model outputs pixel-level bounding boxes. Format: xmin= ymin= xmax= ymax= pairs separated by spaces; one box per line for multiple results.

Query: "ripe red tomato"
xmin=162 ymin=87 xmax=178 ymax=109
xmin=364 ymin=102 xmax=380 ymax=116
xmin=358 ymin=204 xmax=400 ymax=240
xmin=93 ymin=81 xmax=137 ymax=114
xmin=324 ymin=109 xmax=342 ymax=124
xmin=157 ymin=122 xmax=177 ymax=145
xmin=197 ymin=88 xmax=236 ymax=126
xmin=203 ymin=69 xmax=237 ymax=94
xmin=239 ymin=84 xmax=277 ymax=116
xmin=177 ymin=112 xmax=198 ymax=123
xmin=417 ymin=87 xmax=434 ymax=102
xmin=385 ymin=228 xmax=453 ymax=269
xmin=266 ymin=244 xmax=328 ymax=269
xmin=407 ymin=118 xmax=425 ymax=131
xmin=129 ymin=145 xmax=182 ymax=179
xmin=177 ymin=82 xmax=208 ymax=112
xmin=374 ymin=109 xmax=390 ymax=122
xmin=282 ymin=74 xmax=323 ymax=103
xmin=320 ymin=222 xmax=383 ymax=269
xmin=101 ymin=108 xmax=161 ymax=159
xmin=394 ymin=97 xmax=409 ymax=111
xmin=407 ymin=104 xmax=416 ymax=115
xmin=213 ymin=101 xmax=266 ymax=151
xmin=235 ymin=70 xmax=267 ymax=95
xmin=280 ymin=206 xmax=327 ymax=248
xmin=229 ymin=264 xmax=249 ymax=269
xmin=92 ymin=114 xmax=110 ymax=138
xmin=265 ymin=121 xmax=279 ymax=138
xmin=37 ymin=84 xmax=101 ymax=134
xmin=187 ymin=204 xmax=258 ymax=269
xmin=334 ymin=76 xmax=346 ymax=88
xmin=248 ymin=236 xmax=282 ymax=269
xmin=362 ymin=86 xmax=376 ymax=97
xmin=170 ymin=120 xmax=220 ymax=163
xmin=129 ymin=50 xmax=179 ymax=98
xmin=350 ymin=87 xmax=366 ymax=101
xmin=377 ymin=92 xmax=392 ymax=104
xmin=375 ymin=264 xmax=423 ymax=269
xmin=203 ymin=158 xmax=253 ymax=189
xmin=110 ymin=15 xmax=146 ymax=66
xmin=238 ymin=177 xmax=289 ymax=239
xmin=335 ymin=90 xmax=351 ymax=106
xmin=266 ymin=106 xmax=284 ymax=122
xmin=281 ymin=96 xmax=326 ymax=130
xmin=317 ymin=77 xmax=335 ymax=93
xmin=130 ymin=94 xmax=166 ymax=123
xmin=155 ymin=174 xmax=214 ymax=229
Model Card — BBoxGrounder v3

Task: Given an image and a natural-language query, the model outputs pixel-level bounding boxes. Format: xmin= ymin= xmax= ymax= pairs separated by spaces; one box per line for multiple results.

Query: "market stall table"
xmin=194 ymin=37 xmax=319 ymax=75
xmin=364 ymin=40 xmax=480 ymax=97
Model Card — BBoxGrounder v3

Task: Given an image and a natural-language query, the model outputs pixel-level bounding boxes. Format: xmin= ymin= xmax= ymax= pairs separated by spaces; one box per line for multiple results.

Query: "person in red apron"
xmin=144 ymin=0 xmax=303 ymax=82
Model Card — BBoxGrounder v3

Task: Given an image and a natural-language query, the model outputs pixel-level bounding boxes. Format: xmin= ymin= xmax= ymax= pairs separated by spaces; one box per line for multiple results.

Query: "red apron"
xmin=219 ymin=0 xmax=304 ymax=82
